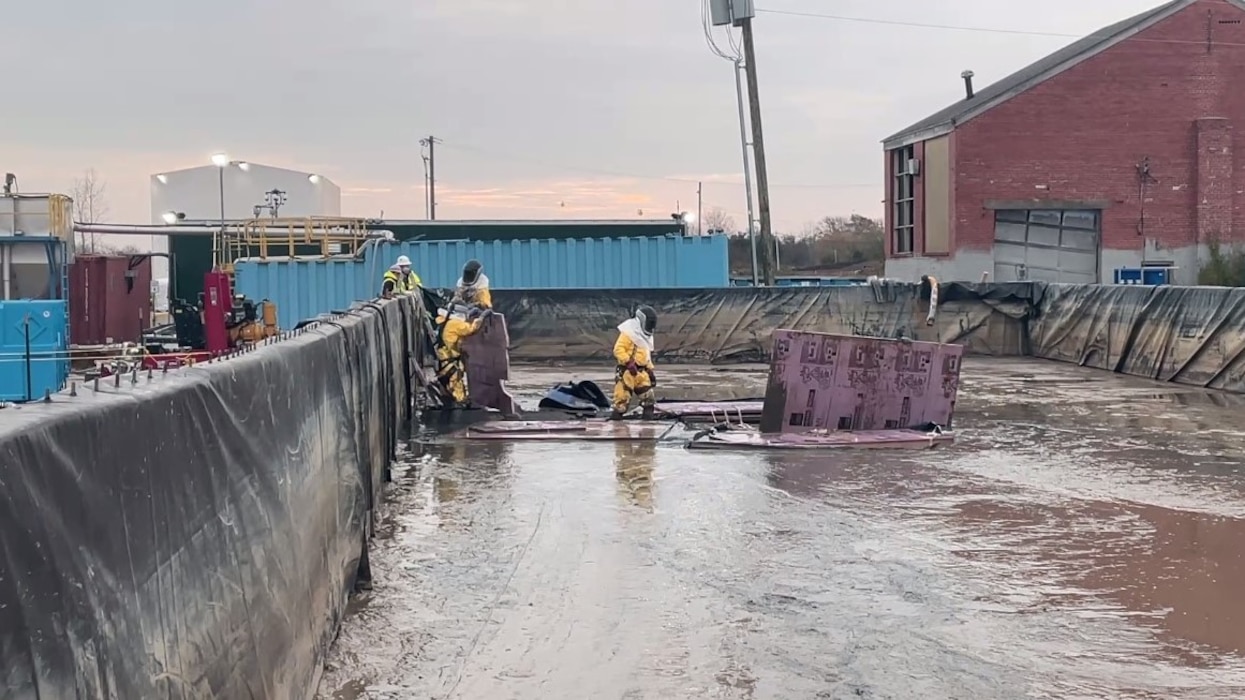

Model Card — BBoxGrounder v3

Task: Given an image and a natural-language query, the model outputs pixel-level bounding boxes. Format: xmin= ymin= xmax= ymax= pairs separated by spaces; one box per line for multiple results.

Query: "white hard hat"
xmin=396 ymin=255 xmax=411 ymax=266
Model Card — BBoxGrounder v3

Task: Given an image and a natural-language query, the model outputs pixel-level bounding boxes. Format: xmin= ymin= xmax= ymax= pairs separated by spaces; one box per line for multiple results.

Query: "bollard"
xmin=147 ymin=367 xmax=153 ymax=381
xmin=93 ymin=377 xmax=99 ymax=392
xmin=114 ymin=372 xmax=121 ymax=388
xmin=43 ymin=389 xmax=51 ymax=403
xmin=163 ymin=363 xmax=168 ymax=375
xmin=130 ymin=368 xmax=138 ymax=384
xmin=69 ymin=382 xmax=77 ymax=397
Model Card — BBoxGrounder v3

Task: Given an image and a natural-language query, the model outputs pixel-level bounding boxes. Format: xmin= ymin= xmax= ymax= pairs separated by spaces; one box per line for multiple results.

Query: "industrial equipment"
xmin=140 ymin=269 xmax=278 ymax=369
xmin=0 ymin=189 xmax=71 ymax=402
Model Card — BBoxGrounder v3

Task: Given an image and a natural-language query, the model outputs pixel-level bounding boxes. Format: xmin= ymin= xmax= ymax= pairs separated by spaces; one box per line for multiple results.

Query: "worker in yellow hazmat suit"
xmin=380 ymin=255 xmax=421 ymax=298
xmin=434 ymin=302 xmax=490 ymax=405
xmin=452 ymin=259 xmax=491 ymax=309
xmin=610 ymin=305 xmax=658 ymax=420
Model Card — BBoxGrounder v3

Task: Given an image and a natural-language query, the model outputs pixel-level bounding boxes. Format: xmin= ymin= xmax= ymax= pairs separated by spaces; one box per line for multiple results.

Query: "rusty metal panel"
xmin=461 ymin=313 xmax=517 ymax=415
xmin=758 ymin=331 xmax=963 ymax=434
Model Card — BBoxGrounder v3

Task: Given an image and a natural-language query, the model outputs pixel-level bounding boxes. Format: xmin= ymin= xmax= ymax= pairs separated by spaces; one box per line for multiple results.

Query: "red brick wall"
xmin=953 ymin=0 xmax=1245 ymax=252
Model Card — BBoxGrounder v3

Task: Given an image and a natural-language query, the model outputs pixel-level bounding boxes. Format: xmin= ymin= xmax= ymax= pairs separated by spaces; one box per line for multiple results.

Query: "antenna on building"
xmin=961 ymin=70 xmax=975 ymax=99
xmin=252 ymin=188 xmax=288 ymax=219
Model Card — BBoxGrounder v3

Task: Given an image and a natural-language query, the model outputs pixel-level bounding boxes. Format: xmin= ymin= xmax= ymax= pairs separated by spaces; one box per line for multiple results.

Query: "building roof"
xmin=152 ymin=161 xmax=337 ymax=186
xmin=881 ymin=0 xmax=1225 ymax=149
xmin=371 ymin=219 xmax=688 ymax=242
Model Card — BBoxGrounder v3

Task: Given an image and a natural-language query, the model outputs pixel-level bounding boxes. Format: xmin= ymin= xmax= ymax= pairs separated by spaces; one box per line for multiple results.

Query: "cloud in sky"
xmin=1 ymin=0 xmax=1169 ymax=231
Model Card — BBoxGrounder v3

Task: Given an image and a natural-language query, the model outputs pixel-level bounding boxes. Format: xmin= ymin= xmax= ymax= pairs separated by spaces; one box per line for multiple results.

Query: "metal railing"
xmin=219 ymin=216 xmax=373 ymax=271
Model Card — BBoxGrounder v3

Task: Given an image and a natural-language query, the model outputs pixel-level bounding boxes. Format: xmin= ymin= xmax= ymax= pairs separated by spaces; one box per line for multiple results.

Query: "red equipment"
xmin=202 ymin=270 xmax=232 ymax=354
xmin=139 ymin=269 xmax=278 ymax=371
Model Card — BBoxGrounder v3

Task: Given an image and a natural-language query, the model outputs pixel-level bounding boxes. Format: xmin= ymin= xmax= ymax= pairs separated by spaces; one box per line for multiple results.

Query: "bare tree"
xmin=71 ymin=168 xmax=110 ymax=253
xmin=702 ymin=206 xmax=736 ymax=234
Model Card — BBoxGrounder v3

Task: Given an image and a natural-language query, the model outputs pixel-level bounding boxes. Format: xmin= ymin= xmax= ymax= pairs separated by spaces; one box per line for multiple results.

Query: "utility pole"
xmin=420 ymin=136 xmax=440 ymax=220
xmin=421 ymin=152 xmax=431 ymax=219
xmin=697 ymin=181 xmax=703 ymax=236
xmin=733 ymin=59 xmax=759 ymax=284
xmin=739 ymin=17 xmax=776 ymax=285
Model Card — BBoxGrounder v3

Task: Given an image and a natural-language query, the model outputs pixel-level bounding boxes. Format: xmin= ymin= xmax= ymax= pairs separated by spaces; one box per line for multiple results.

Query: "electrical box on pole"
xmin=709 ymin=0 xmax=754 ymax=27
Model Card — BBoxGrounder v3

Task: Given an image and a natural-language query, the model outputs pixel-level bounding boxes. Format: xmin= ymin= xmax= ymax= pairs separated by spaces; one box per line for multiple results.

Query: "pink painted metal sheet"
xmin=759 ymin=331 xmax=962 ymax=435
xmin=463 ymin=419 xmax=671 ymax=442
xmin=687 ymin=428 xmax=954 ymax=451
xmin=655 ymin=401 xmax=764 ymax=420
xmin=461 ymin=313 xmax=518 ymax=415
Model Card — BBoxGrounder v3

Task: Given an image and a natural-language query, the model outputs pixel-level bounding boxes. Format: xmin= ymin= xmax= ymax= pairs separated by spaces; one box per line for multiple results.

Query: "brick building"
xmin=882 ymin=0 xmax=1245 ymax=285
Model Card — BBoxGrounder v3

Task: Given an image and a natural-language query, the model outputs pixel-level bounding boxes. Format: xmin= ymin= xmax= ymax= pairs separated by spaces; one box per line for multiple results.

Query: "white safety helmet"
xmin=396 ymin=255 xmax=412 ymax=268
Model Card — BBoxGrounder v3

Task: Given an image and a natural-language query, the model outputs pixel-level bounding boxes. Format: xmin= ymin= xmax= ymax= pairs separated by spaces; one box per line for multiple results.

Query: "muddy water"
xmin=316 ymin=359 xmax=1245 ymax=699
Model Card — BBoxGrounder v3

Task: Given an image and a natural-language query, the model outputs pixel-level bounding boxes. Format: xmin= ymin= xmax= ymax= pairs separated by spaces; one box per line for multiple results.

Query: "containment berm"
xmin=0 ymin=294 xmax=430 ymax=699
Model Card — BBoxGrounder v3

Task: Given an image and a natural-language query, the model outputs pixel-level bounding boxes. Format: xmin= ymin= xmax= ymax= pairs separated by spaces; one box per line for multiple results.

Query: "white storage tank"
xmin=0 ymin=192 xmax=73 ymax=300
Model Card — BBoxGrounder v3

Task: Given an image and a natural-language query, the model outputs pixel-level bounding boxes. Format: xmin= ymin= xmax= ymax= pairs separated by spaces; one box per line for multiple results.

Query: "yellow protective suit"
xmin=435 ymin=310 xmax=484 ymax=405
xmin=612 ymin=320 xmax=655 ymax=414
xmin=614 ymin=442 xmax=656 ymax=510
xmin=454 ymin=272 xmax=492 ymax=309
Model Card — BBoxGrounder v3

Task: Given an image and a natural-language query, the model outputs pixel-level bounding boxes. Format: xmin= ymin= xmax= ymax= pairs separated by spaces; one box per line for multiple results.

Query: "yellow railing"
xmin=48 ymin=194 xmax=74 ymax=242
xmin=216 ymin=216 xmax=372 ymax=271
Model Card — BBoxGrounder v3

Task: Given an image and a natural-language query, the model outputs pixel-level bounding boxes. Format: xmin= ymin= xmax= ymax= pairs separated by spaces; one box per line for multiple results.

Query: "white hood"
xmin=456 ymin=272 xmax=489 ymax=289
xmin=617 ymin=318 xmax=654 ymax=353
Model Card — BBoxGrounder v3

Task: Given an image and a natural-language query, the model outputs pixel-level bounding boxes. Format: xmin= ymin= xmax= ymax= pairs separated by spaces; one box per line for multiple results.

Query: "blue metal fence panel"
xmin=233 ymin=258 xmax=375 ymax=329
xmin=373 ymin=234 xmax=728 ymax=289
xmin=234 ymin=235 xmax=729 ymax=327
xmin=0 ymin=300 xmax=70 ymax=402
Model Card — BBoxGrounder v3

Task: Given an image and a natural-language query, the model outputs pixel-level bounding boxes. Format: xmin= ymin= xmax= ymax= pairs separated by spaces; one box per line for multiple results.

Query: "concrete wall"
xmin=886 ymin=0 xmax=1245 ymax=285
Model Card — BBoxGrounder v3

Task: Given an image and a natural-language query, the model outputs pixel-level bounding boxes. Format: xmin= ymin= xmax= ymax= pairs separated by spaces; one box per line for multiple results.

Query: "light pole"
xmin=210 ymin=154 xmax=248 ymax=269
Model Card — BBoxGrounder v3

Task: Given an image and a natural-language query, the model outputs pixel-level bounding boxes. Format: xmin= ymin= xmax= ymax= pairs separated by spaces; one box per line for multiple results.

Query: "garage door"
xmin=993 ymin=209 xmax=1100 ymax=283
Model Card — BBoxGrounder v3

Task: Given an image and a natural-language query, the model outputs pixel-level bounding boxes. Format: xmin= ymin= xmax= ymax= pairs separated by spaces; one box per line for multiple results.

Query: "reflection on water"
xmin=952 ymin=498 xmax=1245 ymax=662
xmin=614 ymin=441 xmax=657 ymax=510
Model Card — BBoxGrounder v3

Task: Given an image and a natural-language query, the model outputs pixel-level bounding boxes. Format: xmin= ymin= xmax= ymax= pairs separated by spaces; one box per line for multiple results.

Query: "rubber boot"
xmin=641 ymin=405 xmax=655 ymax=421
xmin=609 ymin=409 xmax=625 ymax=421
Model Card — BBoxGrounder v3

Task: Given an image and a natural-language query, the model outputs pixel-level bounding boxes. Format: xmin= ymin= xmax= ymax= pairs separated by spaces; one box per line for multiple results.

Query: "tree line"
xmin=700 ymin=207 xmax=884 ymax=275
xmin=71 ymin=168 xmax=142 ymax=255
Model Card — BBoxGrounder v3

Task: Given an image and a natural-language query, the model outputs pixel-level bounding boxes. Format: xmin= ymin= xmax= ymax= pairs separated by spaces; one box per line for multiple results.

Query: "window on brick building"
xmin=892 ymin=145 xmax=916 ymax=254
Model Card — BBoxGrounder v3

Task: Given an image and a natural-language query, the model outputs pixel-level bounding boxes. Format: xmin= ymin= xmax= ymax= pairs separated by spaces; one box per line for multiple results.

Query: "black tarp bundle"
xmin=0 ymin=294 xmax=428 ymax=699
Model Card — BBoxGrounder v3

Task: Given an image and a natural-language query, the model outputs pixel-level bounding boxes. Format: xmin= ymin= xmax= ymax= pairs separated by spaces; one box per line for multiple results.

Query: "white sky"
xmin=1 ymin=0 xmax=1166 ymax=231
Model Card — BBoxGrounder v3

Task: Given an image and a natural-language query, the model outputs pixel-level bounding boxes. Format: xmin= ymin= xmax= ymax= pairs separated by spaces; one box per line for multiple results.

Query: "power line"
xmin=436 ymin=140 xmax=875 ymax=190
xmin=755 ymin=7 xmax=1245 ymax=48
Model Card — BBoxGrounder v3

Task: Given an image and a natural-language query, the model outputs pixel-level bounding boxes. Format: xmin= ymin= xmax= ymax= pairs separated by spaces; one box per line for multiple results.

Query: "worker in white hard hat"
xmin=381 ymin=254 xmax=421 ymax=299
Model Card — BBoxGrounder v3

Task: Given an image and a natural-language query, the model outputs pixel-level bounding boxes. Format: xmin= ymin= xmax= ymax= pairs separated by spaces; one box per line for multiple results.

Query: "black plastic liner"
xmin=492 ymin=284 xmax=1032 ymax=363
xmin=0 ymin=294 xmax=430 ymax=700
xmin=1029 ymin=282 xmax=1245 ymax=392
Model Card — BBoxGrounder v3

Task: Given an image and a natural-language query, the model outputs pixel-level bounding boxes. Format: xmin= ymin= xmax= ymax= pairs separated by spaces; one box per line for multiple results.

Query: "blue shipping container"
xmin=0 ymin=300 xmax=70 ymax=402
xmin=234 ymin=234 xmax=730 ymax=327
xmin=1113 ymin=267 xmax=1173 ymax=285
